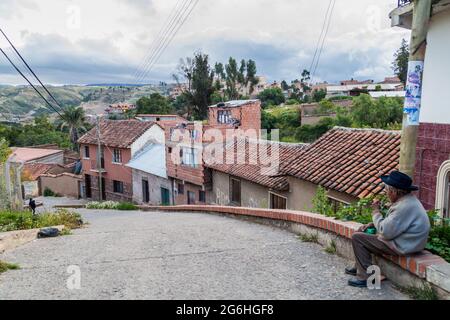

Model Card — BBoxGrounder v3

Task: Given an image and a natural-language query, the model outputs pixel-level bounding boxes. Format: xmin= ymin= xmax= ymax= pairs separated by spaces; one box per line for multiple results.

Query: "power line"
xmin=136 ymin=0 xmax=199 ymax=84
xmin=308 ymin=0 xmax=333 ymax=76
xmin=311 ymin=0 xmax=336 ymax=83
xmin=0 ymin=47 xmax=63 ymax=118
xmin=133 ymin=0 xmax=185 ymax=81
xmin=136 ymin=0 xmax=194 ymax=84
xmin=0 ymin=27 xmax=65 ymax=113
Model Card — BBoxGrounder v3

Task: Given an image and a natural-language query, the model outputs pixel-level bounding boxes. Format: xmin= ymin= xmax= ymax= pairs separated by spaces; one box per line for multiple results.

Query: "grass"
xmin=0 ymin=209 xmax=84 ymax=232
xmin=0 ymin=261 xmax=20 ymax=274
xmin=324 ymin=240 xmax=337 ymax=255
xmin=397 ymin=284 xmax=439 ymax=300
xmin=298 ymin=233 xmax=319 ymax=243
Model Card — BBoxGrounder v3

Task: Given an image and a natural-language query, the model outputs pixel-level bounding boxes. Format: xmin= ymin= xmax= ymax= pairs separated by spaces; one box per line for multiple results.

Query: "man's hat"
xmin=381 ymin=171 xmax=419 ymax=191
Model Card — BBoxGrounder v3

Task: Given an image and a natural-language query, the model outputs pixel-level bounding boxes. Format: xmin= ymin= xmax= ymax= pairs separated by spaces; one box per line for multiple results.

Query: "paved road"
xmin=0 ymin=210 xmax=408 ymax=300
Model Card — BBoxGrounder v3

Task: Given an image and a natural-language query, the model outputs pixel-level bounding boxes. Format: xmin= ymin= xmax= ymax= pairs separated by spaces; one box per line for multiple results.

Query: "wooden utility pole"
xmin=399 ymin=0 xmax=432 ymax=177
xmin=96 ymin=116 xmax=104 ymax=201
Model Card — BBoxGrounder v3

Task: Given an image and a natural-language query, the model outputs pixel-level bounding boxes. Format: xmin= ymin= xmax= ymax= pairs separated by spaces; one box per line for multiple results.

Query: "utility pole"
xmin=399 ymin=0 xmax=432 ymax=178
xmin=96 ymin=115 xmax=104 ymax=201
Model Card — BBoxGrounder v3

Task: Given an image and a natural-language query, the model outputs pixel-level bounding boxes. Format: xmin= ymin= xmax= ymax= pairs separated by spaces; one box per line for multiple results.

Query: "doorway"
xmin=85 ymin=175 xmax=92 ymax=198
xmin=142 ymin=179 xmax=150 ymax=203
xmin=161 ymin=187 xmax=170 ymax=206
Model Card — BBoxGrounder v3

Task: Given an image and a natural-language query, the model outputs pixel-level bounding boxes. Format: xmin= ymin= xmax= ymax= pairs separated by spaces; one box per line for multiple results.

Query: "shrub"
xmin=43 ymin=188 xmax=55 ymax=197
xmin=86 ymin=201 xmax=138 ymax=211
xmin=0 ymin=209 xmax=83 ymax=232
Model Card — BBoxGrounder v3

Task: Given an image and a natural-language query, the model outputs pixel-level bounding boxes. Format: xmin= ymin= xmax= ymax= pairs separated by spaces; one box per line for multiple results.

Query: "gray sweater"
xmin=373 ymin=194 xmax=430 ymax=255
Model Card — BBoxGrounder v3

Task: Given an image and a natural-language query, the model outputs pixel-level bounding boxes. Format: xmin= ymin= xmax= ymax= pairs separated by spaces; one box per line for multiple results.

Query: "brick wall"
xmin=414 ymin=122 xmax=450 ymax=210
xmin=88 ymin=174 xmax=133 ymax=202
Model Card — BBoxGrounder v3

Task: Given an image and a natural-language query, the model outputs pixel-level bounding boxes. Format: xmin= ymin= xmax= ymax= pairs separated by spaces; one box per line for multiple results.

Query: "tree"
xmin=0 ymin=138 xmax=11 ymax=163
xmin=392 ymin=39 xmax=410 ymax=85
xmin=60 ymin=106 xmax=86 ymax=150
xmin=225 ymin=57 xmax=240 ymax=100
xmin=238 ymin=59 xmax=246 ymax=85
xmin=312 ymin=89 xmax=327 ymax=102
xmin=351 ymin=94 xmax=403 ymax=128
xmin=281 ymin=80 xmax=290 ymax=91
xmin=189 ymin=52 xmax=215 ymax=119
xmin=246 ymin=59 xmax=259 ymax=95
xmin=136 ymin=93 xmax=174 ymax=115
xmin=257 ymin=88 xmax=286 ymax=108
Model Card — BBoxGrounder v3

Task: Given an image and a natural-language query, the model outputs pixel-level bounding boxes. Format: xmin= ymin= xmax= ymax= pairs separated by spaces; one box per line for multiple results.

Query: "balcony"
xmin=398 ymin=0 xmax=411 ymax=7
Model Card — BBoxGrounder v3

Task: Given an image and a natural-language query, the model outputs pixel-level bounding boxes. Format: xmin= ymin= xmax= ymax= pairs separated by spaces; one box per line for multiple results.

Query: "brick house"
xmin=78 ymin=120 xmax=164 ymax=202
xmin=390 ymin=0 xmax=450 ymax=217
xmin=206 ymin=139 xmax=307 ymax=209
xmin=279 ymin=127 xmax=401 ymax=211
xmin=164 ymin=100 xmax=262 ymax=205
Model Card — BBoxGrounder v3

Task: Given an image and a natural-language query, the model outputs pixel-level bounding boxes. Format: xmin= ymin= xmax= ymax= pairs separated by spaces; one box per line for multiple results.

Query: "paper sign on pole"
xmin=404 ymin=61 xmax=424 ymax=126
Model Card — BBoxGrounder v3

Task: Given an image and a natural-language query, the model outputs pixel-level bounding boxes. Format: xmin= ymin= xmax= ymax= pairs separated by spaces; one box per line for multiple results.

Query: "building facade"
xmin=391 ymin=0 xmax=450 ymax=217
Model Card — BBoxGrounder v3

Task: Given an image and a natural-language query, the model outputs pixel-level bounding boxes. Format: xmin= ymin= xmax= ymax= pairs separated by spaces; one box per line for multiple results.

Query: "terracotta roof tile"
xmin=78 ymin=120 xmax=156 ymax=148
xmin=206 ymin=139 xmax=308 ymax=191
xmin=281 ymin=127 xmax=401 ymax=198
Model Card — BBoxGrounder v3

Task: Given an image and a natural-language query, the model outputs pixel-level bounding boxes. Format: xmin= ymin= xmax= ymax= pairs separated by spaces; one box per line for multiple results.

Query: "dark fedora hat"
xmin=381 ymin=171 xmax=419 ymax=191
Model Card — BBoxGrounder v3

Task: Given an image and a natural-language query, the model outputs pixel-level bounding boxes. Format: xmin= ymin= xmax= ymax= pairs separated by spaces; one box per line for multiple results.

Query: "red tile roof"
xmin=206 ymin=139 xmax=308 ymax=191
xmin=280 ymin=127 xmax=401 ymax=198
xmin=78 ymin=120 xmax=157 ymax=148
xmin=9 ymin=148 xmax=63 ymax=163
xmin=22 ymin=163 xmax=64 ymax=181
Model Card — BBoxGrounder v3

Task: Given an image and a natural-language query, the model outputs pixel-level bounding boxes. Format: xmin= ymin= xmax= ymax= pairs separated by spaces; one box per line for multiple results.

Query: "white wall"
xmin=421 ymin=10 xmax=450 ymax=124
xmin=131 ymin=125 xmax=165 ymax=157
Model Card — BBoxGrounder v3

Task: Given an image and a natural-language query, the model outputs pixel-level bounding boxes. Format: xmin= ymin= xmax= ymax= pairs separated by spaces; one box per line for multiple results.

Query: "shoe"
xmin=348 ymin=279 xmax=367 ymax=288
xmin=345 ymin=267 xmax=357 ymax=276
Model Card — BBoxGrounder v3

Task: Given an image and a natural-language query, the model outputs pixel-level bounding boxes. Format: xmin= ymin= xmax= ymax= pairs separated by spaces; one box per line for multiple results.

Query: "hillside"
xmin=0 ymin=85 xmax=164 ymax=121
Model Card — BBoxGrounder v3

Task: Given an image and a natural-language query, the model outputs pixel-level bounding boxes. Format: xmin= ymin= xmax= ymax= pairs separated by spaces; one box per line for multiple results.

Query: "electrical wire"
xmin=0 ymin=46 xmax=63 ymax=118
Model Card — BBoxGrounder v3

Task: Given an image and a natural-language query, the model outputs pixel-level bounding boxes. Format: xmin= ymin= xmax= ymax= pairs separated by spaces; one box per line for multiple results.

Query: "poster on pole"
xmin=404 ymin=61 xmax=424 ymax=126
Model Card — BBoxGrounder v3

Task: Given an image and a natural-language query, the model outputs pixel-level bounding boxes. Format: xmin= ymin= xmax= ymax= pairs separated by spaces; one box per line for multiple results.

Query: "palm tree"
xmin=60 ymin=106 xmax=86 ymax=151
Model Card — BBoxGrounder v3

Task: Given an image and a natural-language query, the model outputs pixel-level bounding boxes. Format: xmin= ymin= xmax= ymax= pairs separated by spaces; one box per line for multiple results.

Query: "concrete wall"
xmin=131 ymin=125 xmax=165 ymax=156
xmin=421 ymin=9 xmax=450 ymax=125
xmin=210 ymin=170 xmax=289 ymax=209
xmin=34 ymin=152 xmax=64 ymax=165
xmin=287 ymin=177 xmax=358 ymax=211
xmin=132 ymin=169 xmax=172 ymax=205
xmin=39 ymin=174 xmax=82 ymax=198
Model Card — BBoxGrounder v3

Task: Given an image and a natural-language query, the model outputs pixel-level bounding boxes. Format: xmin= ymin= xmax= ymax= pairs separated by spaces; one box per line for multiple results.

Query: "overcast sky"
xmin=0 ymin=0 xmax=410 ymax=85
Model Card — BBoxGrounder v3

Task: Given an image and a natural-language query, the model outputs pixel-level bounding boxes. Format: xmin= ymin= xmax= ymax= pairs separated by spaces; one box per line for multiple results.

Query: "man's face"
xmin=384 ymin=184 xmax=396 ymax=202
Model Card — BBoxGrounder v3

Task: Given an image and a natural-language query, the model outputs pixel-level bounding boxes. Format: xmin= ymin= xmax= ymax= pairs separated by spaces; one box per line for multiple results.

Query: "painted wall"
xmin=287 ymin=177 xmax=358 ymax=212
xmin=172 ymin=179 xmax=208 ymax=205
xmin=39 ymin=174 xmax=82 ymax=198
xmin=131 ymin=125 xmax=165 ymax=156
xmin=132 ymin=169 xmax=172 ymax=205
xmin=420 ymin=10 xmax=450 ymax=124
xmin=211 ymin=170 xmax=289 ymax=209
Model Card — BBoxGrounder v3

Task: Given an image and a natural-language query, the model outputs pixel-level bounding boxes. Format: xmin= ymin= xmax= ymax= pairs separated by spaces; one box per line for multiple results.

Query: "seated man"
xmin=346 ymin=171 xmax=431 ymax=288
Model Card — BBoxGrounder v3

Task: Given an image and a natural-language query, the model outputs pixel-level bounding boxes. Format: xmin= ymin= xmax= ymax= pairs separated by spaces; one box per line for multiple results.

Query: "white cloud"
xmin=0 ymin=0 xmax=410 ymax=85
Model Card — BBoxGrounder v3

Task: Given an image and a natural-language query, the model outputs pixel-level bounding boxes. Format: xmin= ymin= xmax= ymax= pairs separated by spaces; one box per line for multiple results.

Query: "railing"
xmin=398 ymin=0 xmax=412 ymax=7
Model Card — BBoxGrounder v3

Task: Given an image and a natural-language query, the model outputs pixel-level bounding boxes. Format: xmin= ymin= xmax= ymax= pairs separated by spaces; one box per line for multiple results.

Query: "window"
xmin=230 ymin=178 xmax=241 ymax=205
xmin=168 ymin=147 xmax=172 ymax=154
xmin=113 ymin=180 xmax=124 ymax=194
xmin=437 ymin=161 xmax=450 ymax=219
xmin=444 ymin=173 xmax=450 ymax=219
xmin=199 ymin=190 xmax=206 ymax=203
xmin=84 ymin=146 xmax=90 ymax=159
xmin=270 ymin=192 xmax=287 ymax=210
xmin=181 ymin=147 xmax=199 ymax=168
xmin=218 ymin=110 xmax=232 ymax=124
xmin=113 ymin=149 xmax=122 ymax=163
xmin=178 ymin=183 xmax=185 ymax=195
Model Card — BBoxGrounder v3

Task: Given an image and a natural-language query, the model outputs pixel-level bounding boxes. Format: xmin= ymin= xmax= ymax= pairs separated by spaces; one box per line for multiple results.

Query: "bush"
xmin=86 ymin=201 xmax=138 ymax=211
xmin=0 ymin=209 xmax=83 ymax=232
xmin=43 ymin=188 xmax=55 ymax=197
xmin=426 ymin=212 xmax=450 ymax=262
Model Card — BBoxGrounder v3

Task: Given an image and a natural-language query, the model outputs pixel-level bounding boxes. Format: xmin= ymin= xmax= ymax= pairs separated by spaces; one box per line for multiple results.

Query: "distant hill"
xmin=0 ymin=85 xmax=164 ymax=120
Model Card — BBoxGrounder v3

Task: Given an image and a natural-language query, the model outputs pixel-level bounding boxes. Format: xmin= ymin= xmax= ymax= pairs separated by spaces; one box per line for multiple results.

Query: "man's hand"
xmin=357 ymin=223 xmax=375 ymax=232
xmin=371 ymin=199 xmax=381 ymax=216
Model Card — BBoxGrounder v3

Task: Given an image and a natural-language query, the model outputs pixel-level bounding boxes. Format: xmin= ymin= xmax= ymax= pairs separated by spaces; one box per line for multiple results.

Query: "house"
xmin=105 ymin=103 xmax=136 ymax=115
xmin=390 ymin=0 xmax=450 ymax=217
xmin=135 ymin=114 xmax=186 ymax=123
xmin=78 ymin=120 xmax=165 ymax=202
xmin=279 ymin=127 xmax=401 ymax=211
xmin=206 ymin=139 xmax=307 ymax=209
xmin=9 ymin=147 xmax=64 ymax=165
xmin=326 ymin=83 xmax=404 ymax=98
xmin=126 ymin=143 xmax=172 ymax=205
xmin=300 ymin=99 xmax=353 ymax=126
xmin=164 ymin=100 xmax=262 ymax=205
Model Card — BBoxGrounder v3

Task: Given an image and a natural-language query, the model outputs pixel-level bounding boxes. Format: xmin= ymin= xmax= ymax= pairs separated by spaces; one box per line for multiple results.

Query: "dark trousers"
xmin=351 ymin=232 xmax=399 ymax=280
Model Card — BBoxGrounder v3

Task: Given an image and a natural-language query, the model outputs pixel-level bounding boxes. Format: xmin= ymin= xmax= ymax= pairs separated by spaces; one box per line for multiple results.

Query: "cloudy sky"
xmin=0 ymin=0 xmax=410 ymax=85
